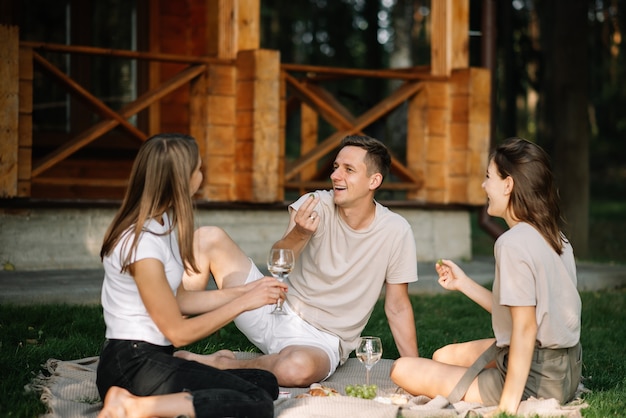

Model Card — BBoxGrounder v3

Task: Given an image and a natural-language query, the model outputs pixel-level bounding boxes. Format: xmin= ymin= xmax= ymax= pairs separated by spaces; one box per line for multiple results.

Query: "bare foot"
xmin=98 ymin=386 xmax=136 ymax=418
xmin=174 ymin=349 xmax=237 ymax=368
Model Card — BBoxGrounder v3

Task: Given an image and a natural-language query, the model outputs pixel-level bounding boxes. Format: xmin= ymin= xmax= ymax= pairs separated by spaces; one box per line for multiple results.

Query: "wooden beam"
xmin=238 ymin=0 xmax=260 ymax=51
xmin=431 ymin=0 xmax=452 ymax=76
xmin=33 ymin=52 xmax=146 ymax=141
xmin=207 ymin=0 xmax=236 ymax=59
xmin=284 ymin=72 xmax=354 ymax=131
xmin=282 ymin=63 xmax=445 ymax=81
xmin=284 ymin=181 xmax=420 ymax=191
xmin=148 ymin=0 xmax=161 ymax=136
xmin=236 ymin=49 xmax=281 ymax=202
xmin=32 ymin=64 xmax=207 ymax=177
xmin=32 ymin=177 xmax=128 ymax=187
xmin=285 ymin=79 xmax=424 ymax=187
xmin=0 ymin=25 xmax=19 ymax=197
xmin=306 ymin=83 xmax=356 ymax=125
xmin=451 ymin=0 xmax=470 ymax=69
xmin=20 ymin=40 xmax=231 ymax=64
xmin=18 ymin=45 xmax=33 ymax=197
xmin=300 ymin=102 xmax=318 ymax=187
xmin=430 ymin=0 xmax=469 ymax=76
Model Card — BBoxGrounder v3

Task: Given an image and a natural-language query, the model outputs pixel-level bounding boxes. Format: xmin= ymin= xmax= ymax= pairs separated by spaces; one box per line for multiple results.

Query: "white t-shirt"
xmin=492 ymin=222 xmax=581 ymax=349
xmin=287 ymin=190 xmax=418 ymax=361
xmin=101 ymin=212 xmax=184 ymax=346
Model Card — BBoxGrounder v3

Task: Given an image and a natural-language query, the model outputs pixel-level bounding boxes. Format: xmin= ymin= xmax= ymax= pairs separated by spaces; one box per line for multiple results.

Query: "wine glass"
xmin=266 ymin=248 xmax=294 ymax=315
xmin=356 ymin=336 xmax=382 ymax=385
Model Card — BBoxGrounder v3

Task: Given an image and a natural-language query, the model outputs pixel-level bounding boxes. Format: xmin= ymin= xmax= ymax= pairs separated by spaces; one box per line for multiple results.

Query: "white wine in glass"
xmin=356 ymin=336 xmax=382 ymax=385
xmin=267 ymin=248 xmax=294 ymax=315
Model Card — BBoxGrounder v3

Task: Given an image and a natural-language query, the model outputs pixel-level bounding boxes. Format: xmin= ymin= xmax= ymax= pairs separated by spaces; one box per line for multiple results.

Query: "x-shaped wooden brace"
xmin=283 ymin=71 xmax=424 ymax=189
xmin=31 ymin=52 xmax=206 ymax=177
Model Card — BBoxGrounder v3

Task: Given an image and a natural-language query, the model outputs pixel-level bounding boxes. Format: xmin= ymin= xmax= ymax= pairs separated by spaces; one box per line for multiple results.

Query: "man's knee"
xmin=274 ymin=350 xmax=330 ymax=387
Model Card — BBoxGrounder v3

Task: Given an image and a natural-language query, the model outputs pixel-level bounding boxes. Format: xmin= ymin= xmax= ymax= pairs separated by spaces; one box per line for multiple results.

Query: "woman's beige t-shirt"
xmin=287 ymin=190 xmax=418 ymax=362
xmin=492 ymin=222 xmax=581 ymax=349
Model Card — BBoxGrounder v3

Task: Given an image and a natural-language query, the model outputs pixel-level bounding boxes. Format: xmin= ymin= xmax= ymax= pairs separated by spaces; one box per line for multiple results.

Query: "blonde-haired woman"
xmin=96 ymin=133 xmax=286 ymax=418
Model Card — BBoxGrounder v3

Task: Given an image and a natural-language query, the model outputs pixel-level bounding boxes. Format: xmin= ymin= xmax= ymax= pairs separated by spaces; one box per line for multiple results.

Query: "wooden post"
xmin=407 ymin=68 xmax=490 ymax=205
xmin=236 ymin=49 xmax=280 ymax=202
xmin=148 ymin=0 xmax=161 ymax=136
xmin=430 ymin=0 xmax=469 ymax=77
xmin=300 ymin=101 xmax=318 ymax=193
xmin=191 ymin=0 xmax=265 ymax=202
xmin=18 ymin=45 xmax=33 ymax=197
xmin=237 ymin=0 xmax=260 ymax=51
xmin=0 ymin=25 xmax=20 ymax=198
xmin=466 ymin=68 xmax=491 ymax=204
xmin=425 ymin=81 xmax=452 ymax=203
xmin=204 ymin=65 xmax=239 ymax=202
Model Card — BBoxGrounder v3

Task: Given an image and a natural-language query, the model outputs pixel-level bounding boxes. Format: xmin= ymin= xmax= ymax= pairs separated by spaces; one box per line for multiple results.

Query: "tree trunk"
xmin=537 ymin=0 xmax=589 ymax=258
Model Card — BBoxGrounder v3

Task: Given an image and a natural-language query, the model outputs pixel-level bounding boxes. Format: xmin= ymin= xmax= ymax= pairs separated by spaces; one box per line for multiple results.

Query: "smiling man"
xmin=178 ymin=135 xmax=419 ymax=387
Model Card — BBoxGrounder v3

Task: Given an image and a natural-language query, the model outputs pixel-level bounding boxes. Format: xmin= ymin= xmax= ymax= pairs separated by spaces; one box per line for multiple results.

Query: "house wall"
xmin=0 ymin=206 xmax=471 ymax=271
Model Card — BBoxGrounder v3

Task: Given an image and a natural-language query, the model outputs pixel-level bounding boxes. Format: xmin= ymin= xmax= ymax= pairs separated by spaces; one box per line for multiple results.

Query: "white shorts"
xmin=234 ymin=261 xmax=341 ymax=380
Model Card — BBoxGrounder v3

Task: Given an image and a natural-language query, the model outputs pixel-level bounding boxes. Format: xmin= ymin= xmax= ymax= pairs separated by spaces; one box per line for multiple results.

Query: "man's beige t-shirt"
xmin=287 ymin=190 xmax=418 ymax=363
xmin=492 ymin=222 xmax=581 ymax=349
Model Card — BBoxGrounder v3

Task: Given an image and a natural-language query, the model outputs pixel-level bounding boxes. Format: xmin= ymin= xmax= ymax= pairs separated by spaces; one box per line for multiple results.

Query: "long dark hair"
xmin=100 ymin=133 xmax=200 ymax=273
xmin=492 ymin=137 xmax=566 ymax=254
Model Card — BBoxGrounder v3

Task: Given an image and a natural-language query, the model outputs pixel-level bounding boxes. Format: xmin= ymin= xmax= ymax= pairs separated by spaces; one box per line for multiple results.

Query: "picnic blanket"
xmin=27 ymin=353 xmax=588 ymax=417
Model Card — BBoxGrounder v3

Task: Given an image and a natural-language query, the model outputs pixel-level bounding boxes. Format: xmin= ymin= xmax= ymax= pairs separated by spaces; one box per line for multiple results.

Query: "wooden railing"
xmin=281 ymin=64 xmax=444 ymax=194
xmin=20 ymin=42 xmax=233 ymax=185
xmin=3 ymin=37 xmax=489 ymax=205
xmin=9 ymin=42 xmax=440 ymax=201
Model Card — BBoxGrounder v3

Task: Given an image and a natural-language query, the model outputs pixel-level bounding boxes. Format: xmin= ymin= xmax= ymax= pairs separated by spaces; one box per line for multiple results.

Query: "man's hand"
xmin=293 ymin=193 xmax=320 ymax=235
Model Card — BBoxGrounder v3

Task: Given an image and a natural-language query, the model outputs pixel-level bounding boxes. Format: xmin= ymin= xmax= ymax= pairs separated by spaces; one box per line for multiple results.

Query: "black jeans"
xmin=96 ymin=339 xmax=278 ymax=418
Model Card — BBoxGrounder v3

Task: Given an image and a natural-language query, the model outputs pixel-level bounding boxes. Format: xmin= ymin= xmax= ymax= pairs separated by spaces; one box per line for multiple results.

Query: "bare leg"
xmin=183 ymin=226 xmax=254 ymax=291
xmin=176 ymin=345 xmax=330 ymax=387
xmin=390 ymin=357 xmax=484 ymax=403
xmin=97 ymin=387 xmax=195 ymax=418
xmin=432 ymin=338 xmax=496 ymax=368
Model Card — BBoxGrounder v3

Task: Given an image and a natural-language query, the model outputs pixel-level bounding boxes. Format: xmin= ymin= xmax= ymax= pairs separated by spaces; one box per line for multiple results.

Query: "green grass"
xmin=2 ymin=290 xmax=625 ymax=417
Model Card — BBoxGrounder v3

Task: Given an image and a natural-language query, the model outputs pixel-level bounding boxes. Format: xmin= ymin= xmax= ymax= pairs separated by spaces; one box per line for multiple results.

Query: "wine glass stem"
xmin=277 ymin=277 xmax=285 ymax=309
xmin=366 ymin=367 xmax=371 ymax=385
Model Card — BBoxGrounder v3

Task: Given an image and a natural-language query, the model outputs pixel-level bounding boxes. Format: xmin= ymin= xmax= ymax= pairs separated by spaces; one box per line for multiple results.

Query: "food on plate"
xmin=295 ymin=383 xmax=340 ymax=398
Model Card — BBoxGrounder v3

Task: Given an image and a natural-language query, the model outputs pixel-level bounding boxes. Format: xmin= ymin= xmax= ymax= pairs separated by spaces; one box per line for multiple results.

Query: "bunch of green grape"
xmin=344 ymin=384 xmax=378 ymax=399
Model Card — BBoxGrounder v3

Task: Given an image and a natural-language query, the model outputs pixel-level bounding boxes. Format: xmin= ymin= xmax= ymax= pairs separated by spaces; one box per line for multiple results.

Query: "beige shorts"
xmin=233 ymin=261 xmax=341 ymax=380
xmin=477 ymin=343 xmax=582 ymax=405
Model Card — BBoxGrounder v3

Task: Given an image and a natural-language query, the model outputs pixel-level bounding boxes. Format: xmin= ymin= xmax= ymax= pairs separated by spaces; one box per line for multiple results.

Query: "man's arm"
xmin=384 ymin=282 xmax=419 ymax=357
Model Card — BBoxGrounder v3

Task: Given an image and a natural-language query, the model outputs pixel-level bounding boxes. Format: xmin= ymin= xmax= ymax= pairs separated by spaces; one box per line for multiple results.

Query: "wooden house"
xmin=0 ymin=0 xmax=492 ymax=270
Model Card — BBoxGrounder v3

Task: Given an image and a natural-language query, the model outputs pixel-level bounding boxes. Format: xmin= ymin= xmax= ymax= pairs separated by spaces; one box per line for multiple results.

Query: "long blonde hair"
xmin=100 ymin=133 xmax=200 ymax=274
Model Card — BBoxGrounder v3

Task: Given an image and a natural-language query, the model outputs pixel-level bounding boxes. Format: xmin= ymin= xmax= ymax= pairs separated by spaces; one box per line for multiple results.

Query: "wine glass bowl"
xmin=356 ymin=336 xmax=382 ymax=385
xmin=267 ymin=248 xmax=294 ymax=315
xmin=356 ymin=337 xmax=383 ymax=385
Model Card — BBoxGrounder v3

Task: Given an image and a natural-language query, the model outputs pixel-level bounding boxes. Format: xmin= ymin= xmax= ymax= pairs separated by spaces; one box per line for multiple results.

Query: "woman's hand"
xmin=436 ymin=259 xmax=493 ymax=312
xmin=435 ymin=259 xmax=469 ymax=291
xmin=239 ymin=277 xmax=288 ymax=311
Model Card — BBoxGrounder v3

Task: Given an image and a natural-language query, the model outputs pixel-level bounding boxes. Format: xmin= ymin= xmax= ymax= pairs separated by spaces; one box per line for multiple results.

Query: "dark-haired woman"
xmin=390 ymin=137 xmax=582 ymax=415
